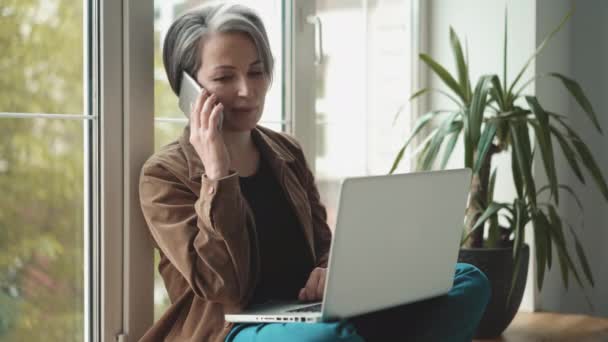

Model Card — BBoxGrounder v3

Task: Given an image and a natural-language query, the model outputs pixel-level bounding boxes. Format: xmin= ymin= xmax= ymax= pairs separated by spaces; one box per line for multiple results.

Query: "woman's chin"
xmin=223 ymin=119 xmax=259 ymax=132
xmin=224 ymin=113 xmax=262 ymax=132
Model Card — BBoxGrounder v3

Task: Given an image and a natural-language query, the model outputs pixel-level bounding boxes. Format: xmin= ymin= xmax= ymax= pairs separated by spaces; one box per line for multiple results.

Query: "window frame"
xmin=97 ymin=0 xmax=154 ymax=341
xmin=290 ymin=0 xmax=427 ymax=171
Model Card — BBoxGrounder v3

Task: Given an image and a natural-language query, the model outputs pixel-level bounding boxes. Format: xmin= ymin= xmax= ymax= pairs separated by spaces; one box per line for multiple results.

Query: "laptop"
xmin=225 ymin=168 xmax=472 ymax=324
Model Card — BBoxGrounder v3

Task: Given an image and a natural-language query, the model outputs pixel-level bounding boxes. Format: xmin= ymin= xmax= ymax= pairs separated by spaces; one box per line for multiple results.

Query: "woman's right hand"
xmin=189 ymin=89 xmax=230 ymax=180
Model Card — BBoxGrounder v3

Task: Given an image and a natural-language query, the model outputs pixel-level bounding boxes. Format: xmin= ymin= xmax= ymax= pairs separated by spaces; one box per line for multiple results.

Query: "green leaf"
xmin=547 ymin=206 xmax=568 ymax=288
xmin=547 ymin=114 xmax=606 ymax=198
xmin=409 ymin=88 xmax=429 ymax=102
xmin=510 ymin=121 xmax=537 ymax=206
xmin=526 ymin=97 xmax=558 ymax=204
xmin=469 ymin=75 xmax=495 ymax=147
xmin=547 ymin=205 xmax=584 ymax=289
xmin=546 ymin=111 xmax=569 ymax=122
xmin=556 ymin=242 xmax=570 ymax=288
xmin=502 ymin=5 xmax=508 ymax=93
xmin=464 ymin=110 xmax=474 ymax=169
xmin=450 ymin=27 xmax=471 ymax=102
xmin=474 ymin=121 xmax=497 ymax=174
xmin=391 ymin=104 xmax=406 ymax=126
xmin=570 ymin=136 xmax=608 ymax=202
xmin=507 ymin=247 xmax=522 ymax=306
xmin=462 ymin=201 xmax=510 ymax=245
xmin=537 ymin=209 xmax=553 ymax=271
xmin=488 ymin=168 xmax=497 ymax=204
xmin=538 ymin=184 xmax=583 ymax=213
xmin=513 ymin=74 xmax=548 ymax=99
xmin=507 ymin=201 xmax=525 ymax=306
xmin=533 ymin=211 xmax=547 ymax=290
xmin=473 ymin=202 xmax=510 ymax=231
xmin=566 ymin=224 xmax=595 ymax=287
xmin=415 ymin=130 xmax=437 ymax=171
xmin=420 ymin=53 xmax=467 ymax=102
xmin=548 ymin=124 xmax=586 ymax=184
xmin=511 ymin=144 xmax=524 ymax=198
xmin=421 ymin=113 xmax=462 ymax=170
xmin=489 ymin=109 xmax=532 ymax=123
xmin=420 ymin=138 xmax=443 ymax=171
xmin=486 ymin=214 xmax=501 ymax=248
xmin=389 ymin=111 xmax=442 ymax=174
xmin=491 ymin=75 xmax=506 ymax=110
xmin=513 ymin=200 xmax=526 ymax=258
xmin=502 ymin=213 xmax=515 ymax=232
xmin=407 ymin=88 xmax=462 ymax=107
xmin=507 ymin=9 xmax=573 ymax=96
xmin=548 ymin=73 xmax=602 ymax=134
xmin=440 ymin=122 xmax=463 ymax=169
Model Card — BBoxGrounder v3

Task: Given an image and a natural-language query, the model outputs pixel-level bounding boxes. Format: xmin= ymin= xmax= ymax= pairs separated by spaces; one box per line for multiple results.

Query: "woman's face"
xmin=196 ymin=32 xmax=270 ymax=132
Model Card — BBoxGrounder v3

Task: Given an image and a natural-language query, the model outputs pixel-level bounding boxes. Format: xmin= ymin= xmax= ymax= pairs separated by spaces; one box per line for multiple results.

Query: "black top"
xmin=239 ymin=156 xmax=314 ymax=305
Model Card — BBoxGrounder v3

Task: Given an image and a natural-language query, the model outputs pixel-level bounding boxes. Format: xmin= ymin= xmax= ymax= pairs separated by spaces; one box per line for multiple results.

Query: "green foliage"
xmin=390 ymin=7 xmax=606 ymax=300
xmin=0 ymin=0 xmax=85 ymax=340
xmin=0 ymin=0 xmax=209 ymax=335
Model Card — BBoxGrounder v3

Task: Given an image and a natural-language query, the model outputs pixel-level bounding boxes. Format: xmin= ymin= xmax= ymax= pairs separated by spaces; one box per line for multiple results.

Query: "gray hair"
xmin=162 ymin=3 xmax=274 ymax=95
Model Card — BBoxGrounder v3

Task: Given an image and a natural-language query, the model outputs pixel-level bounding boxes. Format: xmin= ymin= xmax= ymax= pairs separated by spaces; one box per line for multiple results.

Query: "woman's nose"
xmin=236 ymin=76 xmax=253 ymax=97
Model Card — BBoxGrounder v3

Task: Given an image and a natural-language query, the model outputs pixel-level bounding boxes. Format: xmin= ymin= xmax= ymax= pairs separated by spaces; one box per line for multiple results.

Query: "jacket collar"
xmin=178 ymin=125 xmax=296 ymax=181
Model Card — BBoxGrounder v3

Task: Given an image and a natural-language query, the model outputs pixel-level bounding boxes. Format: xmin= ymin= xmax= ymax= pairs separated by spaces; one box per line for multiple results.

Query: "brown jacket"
xmin=138 ymin=125 xmax=332 ymax=342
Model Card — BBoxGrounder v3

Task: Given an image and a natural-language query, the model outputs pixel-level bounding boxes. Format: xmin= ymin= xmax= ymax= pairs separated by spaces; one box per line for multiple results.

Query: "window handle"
xmin=306 ymin=15 xmax=323 ymax=65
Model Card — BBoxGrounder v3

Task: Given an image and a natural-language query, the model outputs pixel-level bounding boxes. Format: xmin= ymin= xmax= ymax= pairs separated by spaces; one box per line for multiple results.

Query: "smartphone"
xmin=179 ymin=71 xmax=223 ymax=130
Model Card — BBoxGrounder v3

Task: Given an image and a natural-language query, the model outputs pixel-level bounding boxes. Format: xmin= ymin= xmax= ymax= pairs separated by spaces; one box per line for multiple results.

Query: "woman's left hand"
xmin=298 ymin=267 xmax=327 ymax=302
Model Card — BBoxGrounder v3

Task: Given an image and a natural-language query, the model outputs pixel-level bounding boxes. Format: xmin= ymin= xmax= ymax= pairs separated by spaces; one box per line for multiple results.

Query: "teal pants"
xmin=225 ymin=263 xmax=490 ymax=342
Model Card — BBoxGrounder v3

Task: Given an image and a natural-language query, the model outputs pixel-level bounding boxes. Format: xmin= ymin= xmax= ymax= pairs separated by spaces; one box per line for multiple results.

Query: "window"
xmin=0 ymin=0 xmax=91 ymax=340
xmin=308 ymin=0 xmax=420 ymax=229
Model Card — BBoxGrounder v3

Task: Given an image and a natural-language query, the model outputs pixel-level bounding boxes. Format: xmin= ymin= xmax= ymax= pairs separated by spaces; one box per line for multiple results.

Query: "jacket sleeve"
xmin=139 ymin=161 xmax=256 ymax=311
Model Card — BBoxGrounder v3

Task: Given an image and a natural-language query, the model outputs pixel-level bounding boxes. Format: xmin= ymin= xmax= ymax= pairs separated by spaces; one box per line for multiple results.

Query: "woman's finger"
xmin=316 ymin=270 xmax=325 ymax=299
xmin=298 ymin=288 xmax=306 ymax=301
xmin=198 ymin=89 xmax=210 ymax=130
xmin=193 ymin=88 xmax=207 ymax=129
xmin=208 ymin=103 xmax=224 ymax=136
xmin=201 ymin=93 xmax=217 ymax=131
xmin=190 ymin=91 xmax=202 ymax=131
xmin=305 ymin=269 xmax=321 ymax=301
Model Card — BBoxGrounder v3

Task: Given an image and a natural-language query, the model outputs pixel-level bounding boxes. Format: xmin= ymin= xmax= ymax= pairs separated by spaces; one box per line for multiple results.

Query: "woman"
xmin=139 ymin=3 xmax=490 ymax=342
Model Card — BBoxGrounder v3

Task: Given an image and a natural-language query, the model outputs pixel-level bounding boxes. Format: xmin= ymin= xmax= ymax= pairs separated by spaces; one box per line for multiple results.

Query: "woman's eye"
xmin=213 ymin=75 xmax=233 ymax=82
xmin=212 ymin=72 xmax=263 ymax=82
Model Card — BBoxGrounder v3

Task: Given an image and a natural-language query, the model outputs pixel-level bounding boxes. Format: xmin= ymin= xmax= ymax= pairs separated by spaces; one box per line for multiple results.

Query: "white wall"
xmin=428 ymin=0 xmax=608 ymax=317
xmin=537 ymin=0 xmax=608 ymax=317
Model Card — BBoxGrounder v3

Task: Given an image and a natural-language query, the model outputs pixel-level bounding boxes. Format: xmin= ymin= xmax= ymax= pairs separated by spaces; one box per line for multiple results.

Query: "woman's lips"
xmin=231 ymin=106 xmax=258 ymax=114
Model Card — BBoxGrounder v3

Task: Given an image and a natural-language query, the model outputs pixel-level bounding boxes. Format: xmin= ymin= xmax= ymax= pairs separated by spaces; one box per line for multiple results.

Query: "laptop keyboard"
xmin=287 ymin=303 xmax=322 ymax=313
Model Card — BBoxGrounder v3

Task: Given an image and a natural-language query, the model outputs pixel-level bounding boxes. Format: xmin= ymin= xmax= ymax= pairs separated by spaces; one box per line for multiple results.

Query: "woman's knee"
xmin=454 ymin=263 xmax=491 ymax=309
xmin=300 ymin=321 xmax=364 ymax=342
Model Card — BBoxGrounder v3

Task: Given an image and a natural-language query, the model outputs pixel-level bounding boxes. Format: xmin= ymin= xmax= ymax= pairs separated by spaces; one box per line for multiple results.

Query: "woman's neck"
xmin=222 ymin=129 xmax=255 ymax=158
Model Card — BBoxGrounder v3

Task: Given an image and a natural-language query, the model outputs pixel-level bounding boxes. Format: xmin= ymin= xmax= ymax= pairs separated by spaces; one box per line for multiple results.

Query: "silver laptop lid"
xmin=322 ymin=169 xmax=471 ymax=320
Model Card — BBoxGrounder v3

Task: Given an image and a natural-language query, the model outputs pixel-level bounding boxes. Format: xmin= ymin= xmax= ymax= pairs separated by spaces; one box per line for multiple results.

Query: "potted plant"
xmin=390 ymin=8 xmax=607 ymax=338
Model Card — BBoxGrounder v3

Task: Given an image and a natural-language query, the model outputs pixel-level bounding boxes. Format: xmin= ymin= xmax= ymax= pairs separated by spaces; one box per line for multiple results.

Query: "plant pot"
xmin=458 ymin=244 xmax=529 ymax=339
